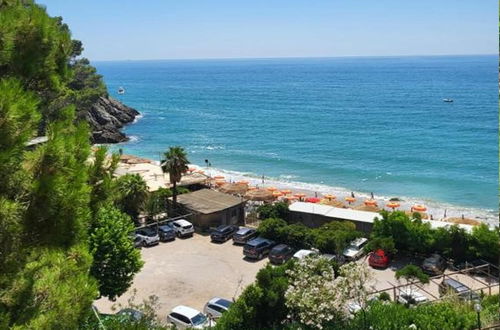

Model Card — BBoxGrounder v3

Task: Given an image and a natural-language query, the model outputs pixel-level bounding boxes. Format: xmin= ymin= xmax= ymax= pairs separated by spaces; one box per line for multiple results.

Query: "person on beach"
xmin=370 ymin=192 xmax=374 ymax=199
xmin=351 ymin=192 xmax=355 ymax=198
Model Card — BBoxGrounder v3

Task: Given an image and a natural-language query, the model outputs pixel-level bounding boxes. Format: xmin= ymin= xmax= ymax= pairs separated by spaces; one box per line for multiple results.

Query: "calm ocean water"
xmin=95 ymin=55 xmax=498 ymax=224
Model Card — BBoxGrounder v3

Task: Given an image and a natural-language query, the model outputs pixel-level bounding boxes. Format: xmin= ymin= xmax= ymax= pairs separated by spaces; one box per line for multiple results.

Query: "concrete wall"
xmin=191 ymin=204 xmax=245 ymax=230
xmin=289 ymin=210 xmax=374 ymax=233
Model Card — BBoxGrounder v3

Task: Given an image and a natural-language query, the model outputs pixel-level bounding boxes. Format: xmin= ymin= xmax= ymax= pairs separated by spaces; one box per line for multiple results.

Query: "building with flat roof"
xmin=175 ymin=189 xmax=246 ymax=229
xmin=288 ymin=202 xmax=473 ymax=233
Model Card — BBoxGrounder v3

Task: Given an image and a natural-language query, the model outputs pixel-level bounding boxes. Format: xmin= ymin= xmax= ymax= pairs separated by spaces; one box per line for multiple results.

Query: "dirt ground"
xmin=94 ymin=233 xmax=267 ymax=320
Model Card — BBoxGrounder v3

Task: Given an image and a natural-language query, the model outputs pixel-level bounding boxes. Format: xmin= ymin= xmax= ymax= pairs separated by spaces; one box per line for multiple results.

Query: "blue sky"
xmin=39 ymin=0 xmax=497 ymax=61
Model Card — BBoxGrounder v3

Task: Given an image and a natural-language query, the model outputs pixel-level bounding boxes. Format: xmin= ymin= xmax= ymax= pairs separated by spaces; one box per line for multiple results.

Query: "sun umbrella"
xmin=345 ymin=196 xmax=356 ymax=204
xmin=412 ymin=204 xmax=427 ymax=212
xmin=215 ymin=180 xmax=226 ymax=186
xmin=237 ymin=180 xmax=249 ymax=185
xmin=284 ymin=195 xmax=298 ymax=201
xmin=386 ymin=201 xmax=400 ymax=210
xmin=324 ymin=194 xmax=336 ymax=200
xmin=219 ymin=182 xmax=248 ymax=195
xmin=294 ymin=193 xmax=306 ymax=200
xmin=247 ymin=186 xmax=257 ymax=191
xmin=272 ymin=191 xmax=283 ymax=198
xmin=267 ymin=186 xmax=278 ymax=192
xmin=364 ymin=199 xmax=378 ymax=207
xmin=213 ymin=175 xmax=225 ymax=180
xmin=305 ymin=197 xmax=321 ymax=203
xmin=245 ymin=189 xmax=275 ymax=202
xmin=281 ymin=189 xmax=292 ymax=195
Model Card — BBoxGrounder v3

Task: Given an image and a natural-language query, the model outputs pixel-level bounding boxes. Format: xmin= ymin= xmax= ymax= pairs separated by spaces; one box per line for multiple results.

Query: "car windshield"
xmin=142 ymin=229 xmax=157 ymax=236
xmin=182 ymin=224 xmax=192 ymax=229
xmin=191 ymin=313 xmax=207 ymax=326
xmin=216 ymin=299 xmax=232 ymax=308
xmin=159 ymin=226 xmax=172 ymax=232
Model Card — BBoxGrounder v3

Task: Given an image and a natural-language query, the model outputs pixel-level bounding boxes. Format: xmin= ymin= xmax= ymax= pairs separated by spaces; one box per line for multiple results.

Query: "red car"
xmin=368 ymin=249 xmax=390 ymax=268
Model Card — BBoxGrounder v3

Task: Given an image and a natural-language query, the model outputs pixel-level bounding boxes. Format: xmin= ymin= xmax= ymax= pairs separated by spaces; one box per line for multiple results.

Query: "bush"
xmin=257 ymin=202 xmax=289 ymax=220
xmin=257 ymin=218 xmax=288 ymax=241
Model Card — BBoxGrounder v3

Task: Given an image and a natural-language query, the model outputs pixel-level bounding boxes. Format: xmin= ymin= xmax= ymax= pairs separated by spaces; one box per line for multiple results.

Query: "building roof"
xmin=289 ymin=202 xmax=473 ymax=232
xmin=176 ymin=189 xmax=245 ymax=214
xmin=289 ymin=202 xmax=380 ymax=223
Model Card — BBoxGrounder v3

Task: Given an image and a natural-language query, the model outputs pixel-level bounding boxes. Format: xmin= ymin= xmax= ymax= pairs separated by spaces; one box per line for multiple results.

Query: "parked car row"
xmin=133 ymin=219 xmax=195 ymax=248
xmin=167 ymin=297 xmax=233 ymax=329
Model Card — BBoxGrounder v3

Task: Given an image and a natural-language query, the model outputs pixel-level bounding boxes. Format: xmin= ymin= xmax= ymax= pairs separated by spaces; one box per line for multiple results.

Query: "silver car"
xmin=203 ymin=297 xmax=233 ymax=319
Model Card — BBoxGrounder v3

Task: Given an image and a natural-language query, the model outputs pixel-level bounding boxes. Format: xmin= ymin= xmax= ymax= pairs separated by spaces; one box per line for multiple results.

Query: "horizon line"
xmin=91 ymin=53 xmax=497 ymax=63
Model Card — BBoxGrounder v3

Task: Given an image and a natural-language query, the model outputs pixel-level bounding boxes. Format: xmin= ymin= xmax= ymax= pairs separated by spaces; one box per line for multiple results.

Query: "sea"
xmin=94 ymin=55 xmax=499 ymax=226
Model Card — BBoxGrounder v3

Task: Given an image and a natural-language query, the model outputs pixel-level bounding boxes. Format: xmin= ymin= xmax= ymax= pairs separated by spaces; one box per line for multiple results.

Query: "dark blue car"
xmin=158 ymin=225 xmax=176 ymax=242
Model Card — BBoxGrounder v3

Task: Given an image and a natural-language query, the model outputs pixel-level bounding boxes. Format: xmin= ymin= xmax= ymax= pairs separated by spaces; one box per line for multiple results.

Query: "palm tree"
xmin=115 ymin=173 xmax=148 ymax=221
xmin=161 ymin=146 xmax=189 ymax=206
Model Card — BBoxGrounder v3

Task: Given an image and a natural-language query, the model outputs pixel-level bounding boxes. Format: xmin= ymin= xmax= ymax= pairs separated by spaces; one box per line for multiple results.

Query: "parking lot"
xmin=359 ymin=255 xmax=500 ymax=303
xmin=94 ymin=233 xmax=267 ymax=319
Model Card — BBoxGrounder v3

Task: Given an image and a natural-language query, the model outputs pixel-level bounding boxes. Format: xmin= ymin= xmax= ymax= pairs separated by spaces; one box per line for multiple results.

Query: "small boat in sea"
xmin=443 ymin=98 xmax=453 ymax=103
xmin=118 ymin=87 xmax=125 ymax=95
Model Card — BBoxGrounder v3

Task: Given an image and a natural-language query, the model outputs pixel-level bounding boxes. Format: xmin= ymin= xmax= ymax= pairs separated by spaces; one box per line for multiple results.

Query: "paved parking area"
xmin=94 ymin=233 xmax=267 ymax=319
xmin=359 ymin=255 xmax=499 ymax=302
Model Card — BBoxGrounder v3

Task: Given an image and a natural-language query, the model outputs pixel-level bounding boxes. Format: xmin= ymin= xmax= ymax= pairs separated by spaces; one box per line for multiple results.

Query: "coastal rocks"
xmin=85 ymin=96 xmax=140 ymax=144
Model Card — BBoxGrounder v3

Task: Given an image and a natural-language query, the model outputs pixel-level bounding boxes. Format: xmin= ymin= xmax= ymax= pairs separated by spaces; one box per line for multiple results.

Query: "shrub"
xmin=257 ymin=218 xmax=288 ymax=241
xmin=257 ymin=202 xmax=289 ymax=220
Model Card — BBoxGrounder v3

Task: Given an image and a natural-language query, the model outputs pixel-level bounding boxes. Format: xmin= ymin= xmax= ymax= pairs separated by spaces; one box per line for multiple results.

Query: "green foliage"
xmin=378 ymin=292 xmax=391 ymax=301
xmin=2 ymin=246 xmax=97 ymax=329
xmin=365 ymin=236 xmax=397 ymax=255
xmin=89 ymin=206 xmax=143 ymax=300
xmin=161 ymin=146 xmax=189 ymax=205
xmin=371 ymin=211 xmax=499 ymax=263
xmin=25 ymin=107 xmax=91 ymax=247
xmin=311 ymin=221 xmax=361 ymax=254
xmin=257 ymin=217 xmax=287 ymax=241
xmin=88 ymin=146 xmax=119 ymax=213
xmin=0 ymin=78 xmax=40 ymax=198
xmin=115 ymin=174 xmax=149 ymax=221
xmin=395 ymin=264 xmax=430 ymax=284
xmin=215 ymin=263 xmax=292 ymax=330
xmin=257 ymin=202 xmax=289 ymax=220
xmin=257 ymin=217 xmax=362 ymax=254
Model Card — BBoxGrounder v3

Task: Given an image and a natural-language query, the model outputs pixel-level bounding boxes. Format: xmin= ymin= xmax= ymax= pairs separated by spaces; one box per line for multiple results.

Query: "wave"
xmin=189 ymin=164 xmax=498 ymax=227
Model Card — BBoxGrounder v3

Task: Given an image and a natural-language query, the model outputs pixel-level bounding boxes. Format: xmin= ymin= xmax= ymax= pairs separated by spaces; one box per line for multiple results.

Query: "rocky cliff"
xmin=84 ymin=96 xmax=140 ymax=144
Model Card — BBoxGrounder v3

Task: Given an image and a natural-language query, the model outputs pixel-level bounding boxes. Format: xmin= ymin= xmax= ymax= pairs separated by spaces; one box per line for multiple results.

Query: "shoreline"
xmin=138 ymin=158 xmax=497 ymax=227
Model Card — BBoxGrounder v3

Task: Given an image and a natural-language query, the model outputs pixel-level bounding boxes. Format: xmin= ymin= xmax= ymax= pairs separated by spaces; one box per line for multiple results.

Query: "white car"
xmin=135 ymin=228 xmax=160 ymax=247
xmin=203 ymin=297 xmax=233 ymax=319
xmin=397 ymin=288 xmax=428 ymax=306
xmin=167 ymin=305 xmax=214 ymax=329
xmin=293 ymin=249 xmax=318 ymax=260
xmin=169 ymin=219 xmax=195 ymax=238
xmin=342 ymin=237 xmax=368 ymax=260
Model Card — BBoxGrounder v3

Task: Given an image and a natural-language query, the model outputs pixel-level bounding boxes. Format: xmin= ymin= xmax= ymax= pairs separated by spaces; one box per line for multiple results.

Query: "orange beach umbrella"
xmin=412 ymin=204 xmax=427 ymax=212
xmin=294 ymin=193 xmax=306 ymax=199
xmin=386 ymin=201 xmax=400 ymax=209
xmin=324 ymin=194 xmax=336 ymax=200
xmin=272 ymin=191 xmax=283 ymax=198
xmin=237 ymin=180 xmax=249 ymax=185
xmin=364 ymin=199 xmax=378 ymax=207
xmin=215 ymin=180 xmax=226 ymax=186
xmin=213 ymin=175 xmax=225 ymax=180
xmin=281 ymin=189 xmax=292 ymax=195
xmin=267 ymin=186 xmax=278 ymax=192
xmin=345 ymin=196 xmax=356 ymax=204
xmin=305 ymin=197 xmax=321 ymax=203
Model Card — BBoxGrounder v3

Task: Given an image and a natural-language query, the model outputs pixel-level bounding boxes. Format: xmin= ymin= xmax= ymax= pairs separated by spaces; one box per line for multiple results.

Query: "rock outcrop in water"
xmin=84 ymin=96 xmax=140 ymax=144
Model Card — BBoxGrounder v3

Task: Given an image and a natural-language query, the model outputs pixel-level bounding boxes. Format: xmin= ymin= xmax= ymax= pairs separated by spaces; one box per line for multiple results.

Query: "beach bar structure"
xmin=175 ymin=189 xmax=246 ymax=229
xmin=288 ymin=202 xmax=474 ymax=233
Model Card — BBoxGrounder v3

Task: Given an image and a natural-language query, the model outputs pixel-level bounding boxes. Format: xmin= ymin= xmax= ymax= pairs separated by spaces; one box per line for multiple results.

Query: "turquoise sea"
xmin=95 ymin=55 xmax=498 ymax=224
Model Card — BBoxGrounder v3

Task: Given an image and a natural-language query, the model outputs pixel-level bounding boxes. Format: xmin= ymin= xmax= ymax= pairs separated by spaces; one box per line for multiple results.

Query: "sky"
xmin=39 ymin=0 xmax=498 ymax=61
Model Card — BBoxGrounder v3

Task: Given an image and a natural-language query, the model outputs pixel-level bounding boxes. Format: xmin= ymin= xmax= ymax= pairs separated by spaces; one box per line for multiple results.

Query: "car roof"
xmin=293 ymin=249 xmax=316 ymax=258
xmin=173 ymin=219 xmax=191 ymax=225
xmin=272 ymin=244 xmax=290 ymax=250
xmin=443 ymin=278 xmax=470 ymax=290
xmin=159 ymin=225 xmax=173 ymax=230
xmin=171 ymin=305 xmax=200 ymax=318
xmin=350 ymin=237 xmax=368 ymax=247
xmin=208 ymin=297 xmax=232 ymax=308
xmin=247 ymin=237 xmax=269 ymax=244
xmin=236 ymin=227 xmax=254 ymax=234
